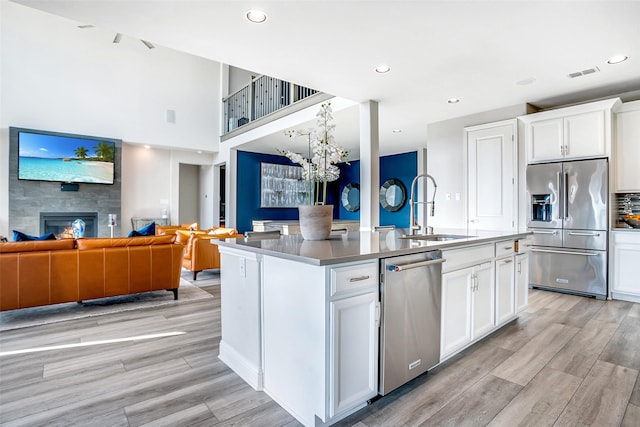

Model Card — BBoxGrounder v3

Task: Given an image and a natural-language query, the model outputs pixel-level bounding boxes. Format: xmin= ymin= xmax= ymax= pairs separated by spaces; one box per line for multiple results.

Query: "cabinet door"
xmin=329 ymin=292 xmax=379 ymax=418
xmin=616 ymin=108 xmax=640 ymax=192
xmin=515 ymin=253 xmax=529 ymax=312
xmin=441 ymin=267 xmax=473 ymax=358
xmin=528 ymin=118 xmax=563 ymax=163
xmin=495 ymin=256 xmax=516 ymax=325
xmin=467 ymin=121 xmax=517 ymax=231
xmin=472 ymin=262 xmax=495 ymax=339
xmin=564 ymin=111 xmax=606 ymax=159
xmin=612 ymin=242 xmax=640 ymax=297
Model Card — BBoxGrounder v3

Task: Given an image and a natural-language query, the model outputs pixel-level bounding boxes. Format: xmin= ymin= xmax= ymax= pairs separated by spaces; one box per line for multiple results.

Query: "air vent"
xmin=568 ymin=67 xmax=600 ymax=78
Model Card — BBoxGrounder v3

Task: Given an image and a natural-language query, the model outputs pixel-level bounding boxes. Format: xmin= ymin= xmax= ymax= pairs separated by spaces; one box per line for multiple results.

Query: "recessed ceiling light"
xmin=607 ymin=54 xmax=629 ymax=64
xmin=392 ymin=129 xmax=402 ymax=133
xmin=197 ymin=150 xmax=203 ymax=154
xmin=246 ymin=10 xmax=268 ymax=23
xmin=144 ymin=145 xmax=151 ymax=149
xmin=375 ymin=65 xmax=391 ymax=73
xmin=447 ymin=98 xmax=460 ymax=104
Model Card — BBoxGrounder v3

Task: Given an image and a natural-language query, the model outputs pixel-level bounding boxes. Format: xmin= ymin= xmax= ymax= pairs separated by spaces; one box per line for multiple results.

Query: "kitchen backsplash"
xmin=615 ymin=193 xmax=640 ymax=229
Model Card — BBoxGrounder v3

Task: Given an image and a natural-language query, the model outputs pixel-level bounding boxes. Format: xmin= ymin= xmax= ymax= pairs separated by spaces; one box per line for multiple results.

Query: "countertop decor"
xmin=279 ymin=102 xmax=349 ymax=205
xmin=279 ymin=102 xmax=349 ymax=240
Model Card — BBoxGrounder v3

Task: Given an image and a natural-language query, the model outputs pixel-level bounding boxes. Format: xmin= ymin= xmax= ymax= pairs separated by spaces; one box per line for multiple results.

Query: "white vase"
xmin=298 ymin=205 xmax=333 ymax=240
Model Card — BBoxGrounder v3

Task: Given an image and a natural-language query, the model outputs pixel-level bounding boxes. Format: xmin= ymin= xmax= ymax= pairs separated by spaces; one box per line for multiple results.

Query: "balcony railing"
xmin=222 ymin=75 xmax=319 ymax=135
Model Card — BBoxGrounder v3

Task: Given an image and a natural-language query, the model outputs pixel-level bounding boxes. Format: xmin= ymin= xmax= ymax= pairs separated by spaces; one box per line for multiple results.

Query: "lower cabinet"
xmin=329 ymin=291 xmax=379 ymax=418
xmin=441 ymin=261 xmax=495 ymax=359
xmin=495 ymin=255 xmax=516 ymax=325
xmin=515 ymin=252 xmax=529 ymax=312
xmin=611 ymin=231 xmax=640 ymax=302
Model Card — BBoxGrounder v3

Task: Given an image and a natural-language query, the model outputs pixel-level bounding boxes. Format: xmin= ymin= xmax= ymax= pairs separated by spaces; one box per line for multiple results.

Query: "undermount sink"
xmin=401 ymin=234 xmax=472 ymax=241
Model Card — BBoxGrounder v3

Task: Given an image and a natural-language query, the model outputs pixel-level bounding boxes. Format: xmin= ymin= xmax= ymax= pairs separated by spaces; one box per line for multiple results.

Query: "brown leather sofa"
xmin=156 ymin=225 xmax=242 ymax=280
xmin=0 ymin=235 xmax=184 ymax=312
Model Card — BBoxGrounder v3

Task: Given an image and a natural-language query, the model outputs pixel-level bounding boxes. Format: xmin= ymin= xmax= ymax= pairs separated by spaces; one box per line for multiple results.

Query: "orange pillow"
xmin=208 ymin=227 xmax=237 ymax=236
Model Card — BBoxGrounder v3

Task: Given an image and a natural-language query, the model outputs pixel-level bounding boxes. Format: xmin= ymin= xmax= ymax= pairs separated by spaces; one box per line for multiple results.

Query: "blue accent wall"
xmin=236 ymin=150 xmax=417 ymax=233
xmin=337 ymin=151 xmax=417 ymax=228
xmin=236 ymin=150 xmax=339 ymax=233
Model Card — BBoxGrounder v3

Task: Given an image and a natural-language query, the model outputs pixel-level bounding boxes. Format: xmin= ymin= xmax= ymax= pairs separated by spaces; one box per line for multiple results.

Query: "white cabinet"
xmin=465 ymin=120 xmax=517 ymax=231
xmin=441 ymin=259 xmax=495 ymax=359
xmin=515 ymin=252 xmax=529 ymax=312
xmin=527 ymin=111 xmax=605 ymax=162
xmin=329 ymin=264 xmax=379 ymax=418
xmin=615 ymin=101 xmax=640 ymax=192
xmin=495 ymin=255 xmax=516 ymax=325
xmin=528 ymin=118 xmax=564 ymax=162
xmin=472 ymin=262 xmax=496 ymax=338
xmin=441 ymin=266 xmax=472 ymax=357
xmin=495 ymin=239 xmax=516 ymax=325
xmin=611 ymin=231 xmax=640 ymax=303
xmin=521 ymin=98 xmax=620 ymax=164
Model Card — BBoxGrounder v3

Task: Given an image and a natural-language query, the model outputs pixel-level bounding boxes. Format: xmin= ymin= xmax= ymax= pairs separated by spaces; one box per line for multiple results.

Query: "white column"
xmin=359 ymin=101 xmax=380 ymax=231
xmin=417 ymin=148 xmax=428 ymax=232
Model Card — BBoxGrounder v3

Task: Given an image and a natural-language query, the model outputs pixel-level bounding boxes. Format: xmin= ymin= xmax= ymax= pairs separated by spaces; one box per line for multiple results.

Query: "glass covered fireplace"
xmin=40 ymin=212 xmax=98 ymax=238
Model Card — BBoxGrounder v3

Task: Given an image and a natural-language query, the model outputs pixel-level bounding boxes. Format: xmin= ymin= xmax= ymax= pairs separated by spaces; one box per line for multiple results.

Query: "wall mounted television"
xmin=15 ymin=127 xmax=118 ymax=185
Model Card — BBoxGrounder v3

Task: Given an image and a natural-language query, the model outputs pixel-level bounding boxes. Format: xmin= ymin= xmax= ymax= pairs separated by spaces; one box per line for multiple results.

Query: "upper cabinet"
xmin=615 ymin=100 xmax=640 ymax=192
xmin=520 ymin=98 xmax=621 ymax=164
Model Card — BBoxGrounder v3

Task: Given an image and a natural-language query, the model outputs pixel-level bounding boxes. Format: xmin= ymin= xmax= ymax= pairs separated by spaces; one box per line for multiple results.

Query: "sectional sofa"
xmin=0 ymin=235 xmax=184 ymax=312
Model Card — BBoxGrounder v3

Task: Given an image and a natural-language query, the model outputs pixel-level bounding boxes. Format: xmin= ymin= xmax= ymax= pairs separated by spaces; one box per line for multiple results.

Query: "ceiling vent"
xmin=568 ymin=67 xmax=600 ymax=78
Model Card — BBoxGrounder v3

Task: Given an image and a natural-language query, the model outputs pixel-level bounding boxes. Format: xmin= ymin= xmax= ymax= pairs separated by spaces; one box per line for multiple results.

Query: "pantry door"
xmin=466 ymin=120 xmax=517 ymax=231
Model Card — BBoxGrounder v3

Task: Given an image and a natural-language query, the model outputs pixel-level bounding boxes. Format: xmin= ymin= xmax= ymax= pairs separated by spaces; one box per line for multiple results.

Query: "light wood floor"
xmin=1 ymin=279 xmax=639 ymax=426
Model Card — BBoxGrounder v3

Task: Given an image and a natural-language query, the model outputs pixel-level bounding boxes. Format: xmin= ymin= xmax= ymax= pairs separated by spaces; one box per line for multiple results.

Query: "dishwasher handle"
xmin=387 ymin=257 xmax=446 ymax=272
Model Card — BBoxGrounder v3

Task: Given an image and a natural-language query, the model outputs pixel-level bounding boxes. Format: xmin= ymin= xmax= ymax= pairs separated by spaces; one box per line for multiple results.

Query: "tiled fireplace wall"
xmin=8 ymin=132 xmax=122 ymax=238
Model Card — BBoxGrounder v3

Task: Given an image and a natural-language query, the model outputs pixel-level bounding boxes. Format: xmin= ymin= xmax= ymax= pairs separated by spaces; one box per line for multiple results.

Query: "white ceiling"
xmin=13 ymin=0 xmax=640 ymax=157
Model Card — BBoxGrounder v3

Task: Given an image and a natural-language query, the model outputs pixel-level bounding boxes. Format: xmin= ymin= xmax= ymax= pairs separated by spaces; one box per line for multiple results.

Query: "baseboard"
xmin=218 ymin=340 xmax=264 ymax=391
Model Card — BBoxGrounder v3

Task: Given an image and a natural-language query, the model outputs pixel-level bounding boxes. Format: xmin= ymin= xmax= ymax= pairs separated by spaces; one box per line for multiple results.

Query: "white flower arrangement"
xmin=279 ymin=102 xmax=349 ymax=205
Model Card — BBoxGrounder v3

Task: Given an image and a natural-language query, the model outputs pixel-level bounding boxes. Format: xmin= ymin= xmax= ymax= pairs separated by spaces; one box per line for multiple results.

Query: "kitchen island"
xmin=215 ymin=229 xmax=531 ymax=427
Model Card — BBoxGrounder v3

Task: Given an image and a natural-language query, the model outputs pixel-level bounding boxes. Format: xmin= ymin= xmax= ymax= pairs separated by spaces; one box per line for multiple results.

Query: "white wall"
xmin=0 ymin=2 xmax=221 ymax=237
xmin=121 ymin=144 xmax=171 ymax=233
xmin=426 ymin=104 xmax=530 ymax=229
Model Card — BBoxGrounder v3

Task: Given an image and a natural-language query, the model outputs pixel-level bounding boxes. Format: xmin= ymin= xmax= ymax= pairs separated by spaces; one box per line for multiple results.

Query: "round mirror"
xmin=341 ymin=183 xmax=360 ymax=212
xmin=379 ymin=179 xmax=406 ymax=212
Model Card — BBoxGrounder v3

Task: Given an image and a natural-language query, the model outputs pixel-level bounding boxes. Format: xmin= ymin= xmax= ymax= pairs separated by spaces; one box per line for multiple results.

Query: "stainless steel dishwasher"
xmin=379 ymin=250 xmax=444 ymax=395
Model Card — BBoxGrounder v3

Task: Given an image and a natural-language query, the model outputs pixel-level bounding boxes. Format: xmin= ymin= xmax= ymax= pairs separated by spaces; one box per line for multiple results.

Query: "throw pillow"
xmin=13 ymin=230 xmax=56 ymax=241
xmin=127 ymin=221 xmax=155 ymax=237
xmin=209 ymin=227 xmax=237 ymax=236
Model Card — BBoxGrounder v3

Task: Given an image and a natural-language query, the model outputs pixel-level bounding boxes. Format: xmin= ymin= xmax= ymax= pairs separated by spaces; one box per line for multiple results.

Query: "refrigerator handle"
xmin=557 ymin=171 xmax=563 ymax=220
xmin=564 ymin=173 xmax=569 ymax=220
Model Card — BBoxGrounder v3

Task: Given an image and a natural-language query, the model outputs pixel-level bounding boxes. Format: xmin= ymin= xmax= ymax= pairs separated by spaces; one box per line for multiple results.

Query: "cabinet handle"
xmin=565 ymin=144 xmax=569 ymax=156
xmin=375 ymin=301 xmax=381 ymax=328
xmin=349 ymin=275 xmax=370 ymax=282
xmin=504 ymin=246 xmax=513 ymax=250
xmin=531 ymin=248 xmax=599 ymax=256
xmin=502 ymin=259 xmax=513 ymax=264
xmin=387 ymin=258 xmax=446 ymax=272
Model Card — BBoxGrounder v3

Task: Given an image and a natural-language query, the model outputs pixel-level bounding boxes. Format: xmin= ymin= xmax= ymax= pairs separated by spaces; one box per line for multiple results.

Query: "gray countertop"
xmin=216 ymin=228 xmax=532 ymax=266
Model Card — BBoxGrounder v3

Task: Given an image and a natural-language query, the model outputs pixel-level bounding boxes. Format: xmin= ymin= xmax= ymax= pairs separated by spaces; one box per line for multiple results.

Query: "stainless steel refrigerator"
xmin=526 ymin=158 xmax=608 ymax=299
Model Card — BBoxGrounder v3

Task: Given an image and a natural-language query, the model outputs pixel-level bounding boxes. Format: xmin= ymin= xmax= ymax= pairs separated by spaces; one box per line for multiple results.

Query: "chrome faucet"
xmin=409 ymin=174 xmax=438 ymax=235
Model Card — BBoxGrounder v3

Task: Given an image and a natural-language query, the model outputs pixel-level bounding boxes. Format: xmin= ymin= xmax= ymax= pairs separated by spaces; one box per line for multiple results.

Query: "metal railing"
xmin=222 ymin=75 xmax=319 ymax=134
